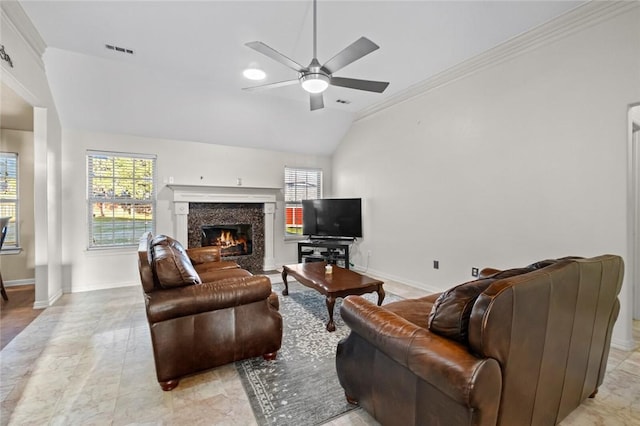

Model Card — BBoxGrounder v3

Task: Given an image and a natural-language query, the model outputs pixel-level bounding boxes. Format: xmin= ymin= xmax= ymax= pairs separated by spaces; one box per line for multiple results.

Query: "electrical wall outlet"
xmin=472 ymin=267 xmax=479 ymax=277
xmin=433 ymin=260 xmax=439 ymax=269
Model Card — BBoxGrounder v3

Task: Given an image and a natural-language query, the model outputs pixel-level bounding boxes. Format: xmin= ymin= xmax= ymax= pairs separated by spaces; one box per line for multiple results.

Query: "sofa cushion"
xmin=385 ymin=294 xmax=440 ymax=329
xmin=151 ymin=235 xmax=201 ymax=289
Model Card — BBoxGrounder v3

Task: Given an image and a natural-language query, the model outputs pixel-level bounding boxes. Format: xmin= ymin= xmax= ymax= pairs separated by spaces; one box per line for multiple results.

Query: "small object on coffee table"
xmin=282 ymin=262 xmax=385 ymax=332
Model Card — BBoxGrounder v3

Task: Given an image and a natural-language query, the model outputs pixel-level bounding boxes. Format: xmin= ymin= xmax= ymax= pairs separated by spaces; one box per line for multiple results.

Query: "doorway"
xmin=0 ymin=81 xmax=41 ymax=345
xmin=0 ymin=81 xmax=35 ymax=300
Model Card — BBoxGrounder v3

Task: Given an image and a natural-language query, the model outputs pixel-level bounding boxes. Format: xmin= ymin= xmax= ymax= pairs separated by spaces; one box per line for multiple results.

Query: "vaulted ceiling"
xmin=18 ymin=1 xmax=582 ymax=155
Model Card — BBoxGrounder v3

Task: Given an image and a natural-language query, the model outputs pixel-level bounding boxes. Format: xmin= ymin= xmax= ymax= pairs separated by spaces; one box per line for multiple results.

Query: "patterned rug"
xmin=236 ymin=280 xmax=400 ymax=426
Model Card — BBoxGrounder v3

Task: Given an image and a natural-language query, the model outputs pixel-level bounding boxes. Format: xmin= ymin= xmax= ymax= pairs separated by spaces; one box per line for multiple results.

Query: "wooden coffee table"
xmin=281 ymin=262 xmax=385 ymax=332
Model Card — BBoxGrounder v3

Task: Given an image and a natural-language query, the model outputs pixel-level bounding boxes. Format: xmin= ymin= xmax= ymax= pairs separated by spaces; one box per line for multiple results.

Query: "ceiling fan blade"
xmin=330 ymin=77 xmax=389 ymax=93
xmin=321 ymin=37 xmax=379 ymax=74
xmin=245 ymin=41 xmax=306 ymax=73
xmin=242 ymin=79 xmax=299 ymax=92
xmin=310 ymin=93 xmax=324 ymax=111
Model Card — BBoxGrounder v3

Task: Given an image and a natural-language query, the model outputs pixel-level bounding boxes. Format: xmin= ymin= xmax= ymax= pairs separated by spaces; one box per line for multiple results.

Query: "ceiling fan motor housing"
xmin=299 ymin=72 xmax=330 ymax=94
xmin=299 ymin=58 xmax=330 ymax=93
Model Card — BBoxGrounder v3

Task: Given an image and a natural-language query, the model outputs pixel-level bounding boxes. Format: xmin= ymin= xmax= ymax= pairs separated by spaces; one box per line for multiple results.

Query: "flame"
xmin=216 ymin=230 xmax=248 ymax=252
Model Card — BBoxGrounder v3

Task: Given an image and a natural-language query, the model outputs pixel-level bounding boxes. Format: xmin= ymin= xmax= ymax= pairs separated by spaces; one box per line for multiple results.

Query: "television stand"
xmin=298 ymin=239 xmax=352 ymax=269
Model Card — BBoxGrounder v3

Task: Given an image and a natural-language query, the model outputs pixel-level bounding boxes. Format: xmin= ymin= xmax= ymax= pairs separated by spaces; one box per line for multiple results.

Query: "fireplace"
xmin=201 ymin=224 xmax=253 ymax=257
xmin=188 ymin=203 xmax=265 ymax=272
xmin=167 ymin=184 xmax=279 ymax=273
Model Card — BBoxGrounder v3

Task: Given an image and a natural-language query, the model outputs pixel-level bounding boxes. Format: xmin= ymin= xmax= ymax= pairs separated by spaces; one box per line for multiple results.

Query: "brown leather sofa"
xmin=138 ymin=233 xmax=282 ymax=390
xmin=336 ymin=255 xmax=624 ymax=425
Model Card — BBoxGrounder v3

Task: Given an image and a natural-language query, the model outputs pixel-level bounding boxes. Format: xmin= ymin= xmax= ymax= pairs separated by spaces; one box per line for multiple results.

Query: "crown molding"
xmin=356 ymin=1 xmax=640 ymax=121
xmin=0 ymin=1 xmax=46 ymax=69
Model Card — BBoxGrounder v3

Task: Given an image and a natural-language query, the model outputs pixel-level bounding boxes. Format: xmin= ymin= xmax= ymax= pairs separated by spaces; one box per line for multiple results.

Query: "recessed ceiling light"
xmin=243 ymin=68 xmax=266 ymax=81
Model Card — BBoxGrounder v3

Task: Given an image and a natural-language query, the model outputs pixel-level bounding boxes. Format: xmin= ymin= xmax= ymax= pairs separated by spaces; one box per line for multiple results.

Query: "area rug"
xmin=236 ymin=281 xmax=401 ymax=426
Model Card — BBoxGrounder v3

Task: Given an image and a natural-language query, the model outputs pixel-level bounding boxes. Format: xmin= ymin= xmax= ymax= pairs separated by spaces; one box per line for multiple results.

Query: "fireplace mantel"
xmin=167 ymin=184 xmax=281 ymax=271
xmin=167 ymin=184 xmax=281 ymax=203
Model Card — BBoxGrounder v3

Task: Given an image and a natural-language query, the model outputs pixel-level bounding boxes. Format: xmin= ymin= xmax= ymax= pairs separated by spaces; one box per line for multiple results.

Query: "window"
xmin=0 ymin=152 xmax=18 ymax=249
xmin=284 ymin=167 xmax=322 ymax=237
xmin=87 ymin=151 xmax=156 ymax=248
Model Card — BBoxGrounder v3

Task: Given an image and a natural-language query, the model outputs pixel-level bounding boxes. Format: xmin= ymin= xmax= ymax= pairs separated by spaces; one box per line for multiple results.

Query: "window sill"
xmin=284 ymin=236 xmax=305 ymax=243
xmin=1 ymin=247 xmax=23 ymax=255
xmin=86 ymin=246 xmax=137 ymax=255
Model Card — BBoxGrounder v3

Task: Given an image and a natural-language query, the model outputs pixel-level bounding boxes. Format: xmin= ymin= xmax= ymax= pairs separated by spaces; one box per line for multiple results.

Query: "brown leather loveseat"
xmin=336 ymin=255 xmax=624 ymax=425
xmin=138 ymin=233 xmax=282 ymax=390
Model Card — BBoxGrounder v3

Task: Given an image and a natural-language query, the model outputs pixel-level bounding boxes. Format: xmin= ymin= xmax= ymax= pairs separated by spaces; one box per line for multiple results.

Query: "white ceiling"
xmin=19 ymin=1 xmax=582 ymax=155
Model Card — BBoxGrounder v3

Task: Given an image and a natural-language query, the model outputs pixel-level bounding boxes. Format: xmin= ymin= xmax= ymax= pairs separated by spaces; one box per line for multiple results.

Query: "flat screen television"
xmin=302 ymin=198 xmax=362 ymax=238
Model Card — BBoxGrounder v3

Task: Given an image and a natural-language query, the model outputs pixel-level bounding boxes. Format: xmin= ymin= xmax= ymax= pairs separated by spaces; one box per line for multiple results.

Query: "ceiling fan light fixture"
xmin=243 ymin=67 xmax=266 ymax=81
xmin=300 ymin=73 xmax=329 ymax=93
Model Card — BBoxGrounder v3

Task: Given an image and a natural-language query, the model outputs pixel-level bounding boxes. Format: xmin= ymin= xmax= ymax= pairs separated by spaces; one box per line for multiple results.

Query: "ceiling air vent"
xmin=105 ymin=44 xmax=134 ymax=55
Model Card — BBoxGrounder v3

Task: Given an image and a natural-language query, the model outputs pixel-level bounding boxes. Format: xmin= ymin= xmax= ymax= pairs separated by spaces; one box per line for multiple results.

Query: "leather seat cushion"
xmin=199 ymin=268 xmax=252 ymax=283
xmin=384 ymin=293 xmax=440 ymax=329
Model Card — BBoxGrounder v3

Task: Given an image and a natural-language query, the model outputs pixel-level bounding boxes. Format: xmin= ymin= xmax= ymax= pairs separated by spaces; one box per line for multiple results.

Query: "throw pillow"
xmin=428 ymin=267 xmax=535 ymax=343
xmin=151 ymin=235 xmax=202 ymax=289
xmin=428 ymin=278 xmax=496 ymax=344
xmin=487 ymin=267 xmax=534 ymax=279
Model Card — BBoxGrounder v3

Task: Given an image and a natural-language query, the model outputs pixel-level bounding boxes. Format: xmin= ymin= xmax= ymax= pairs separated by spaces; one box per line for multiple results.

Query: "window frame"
xmin=0 ymin=152 xmax=19 ymax=250
xmin=284 ymin=166 xmax=323 ymax=239
xmin=87 ymin=150 xmax=157 ymax=249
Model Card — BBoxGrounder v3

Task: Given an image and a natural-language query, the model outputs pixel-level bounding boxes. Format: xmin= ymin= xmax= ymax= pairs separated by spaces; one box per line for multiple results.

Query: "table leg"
xmin=325 ymin=296 xmax=336 ymax=332
xmin=376 ymin=286 xmax=385 ymax=306
xmin=281 ymin=269 xmax=289 ymax=296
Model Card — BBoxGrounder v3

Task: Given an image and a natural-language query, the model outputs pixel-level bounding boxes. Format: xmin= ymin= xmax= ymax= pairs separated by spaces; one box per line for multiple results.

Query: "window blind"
xmin=0 ymin=152 xmax=18 ymax=248
xmin=87 ymin=150 xmax=156 ymax=248
xmin=284 ymin=167 xmax=322 ymax=236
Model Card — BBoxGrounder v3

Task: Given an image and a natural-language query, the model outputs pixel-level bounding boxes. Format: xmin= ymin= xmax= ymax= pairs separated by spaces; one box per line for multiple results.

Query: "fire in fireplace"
xmin=201 ymin=224 xmax=253 ymax=257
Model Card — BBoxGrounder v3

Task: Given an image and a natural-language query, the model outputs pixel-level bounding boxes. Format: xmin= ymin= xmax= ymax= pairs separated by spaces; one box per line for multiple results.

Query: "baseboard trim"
xmin=351 ymin=265 xmax=441 ymax=295
xmin=611 ymin=337 xmax=637 ymax=352
xmin=33 ymin=288 xmax=62 ymax=309
xmin=3 ymin=278 xmax=35 ymax=287
xmin=65 ymin=281 xmax=139 ymax=294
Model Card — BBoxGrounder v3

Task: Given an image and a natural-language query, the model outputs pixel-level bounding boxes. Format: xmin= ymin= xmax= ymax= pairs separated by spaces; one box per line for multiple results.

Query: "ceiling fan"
xmin=242 ymin=0 xmax=389 ymax=111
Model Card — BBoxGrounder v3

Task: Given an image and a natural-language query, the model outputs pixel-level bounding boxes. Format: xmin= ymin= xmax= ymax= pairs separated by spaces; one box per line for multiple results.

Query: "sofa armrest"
xmin=146 ymin=275 xmax=273 ymax=323
xmin=341 ymin=296 xmax=502 ymax=407
xmin=186 ymin=246 xmax=222 ymax=264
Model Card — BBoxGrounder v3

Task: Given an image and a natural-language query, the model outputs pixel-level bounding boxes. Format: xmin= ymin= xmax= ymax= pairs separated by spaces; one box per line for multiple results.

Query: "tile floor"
xmin=0 ymin=276 xmax=638 ymax=425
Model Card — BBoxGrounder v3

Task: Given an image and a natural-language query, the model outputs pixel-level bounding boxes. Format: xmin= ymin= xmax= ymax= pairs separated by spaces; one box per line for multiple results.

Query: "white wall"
xmin=332 ymin=5 xmax=640 ymax=349
xmin=0 ymin=129 xmax=35 ymax=282
xmin=1 ymin=4 xmax=64 ymax=307
xmin=61 ymin=128 xmax=331 ymax=292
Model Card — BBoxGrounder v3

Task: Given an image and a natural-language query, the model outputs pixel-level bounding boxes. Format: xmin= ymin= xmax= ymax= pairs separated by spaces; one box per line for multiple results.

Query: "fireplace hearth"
xmin=202 ymin=224 xmax=253 ymax=257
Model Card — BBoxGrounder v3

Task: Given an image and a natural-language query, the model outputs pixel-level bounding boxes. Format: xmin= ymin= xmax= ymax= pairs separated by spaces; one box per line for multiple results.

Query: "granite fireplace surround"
xmin=167 ymin=185 xmax=279 ymax=274
xmin=188 ymin=203 xmax=264 ymax=273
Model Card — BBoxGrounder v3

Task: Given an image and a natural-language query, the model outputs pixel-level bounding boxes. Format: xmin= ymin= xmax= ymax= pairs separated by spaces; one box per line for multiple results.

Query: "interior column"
xmin=263 ymin=203 xmax=276 ymax=271
xmin=174 ymin=202 xmax=189 ymax=245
